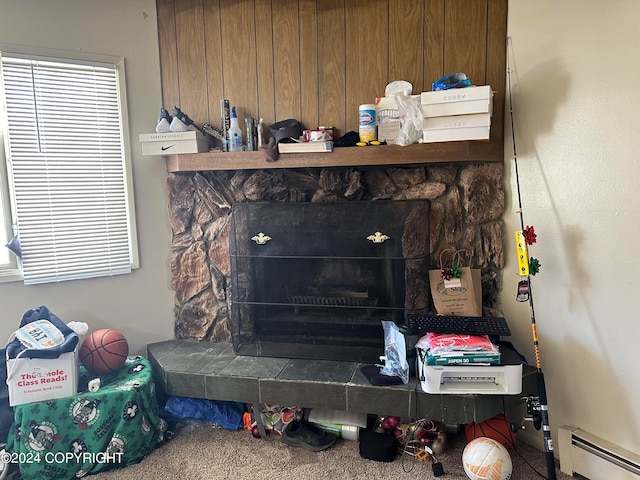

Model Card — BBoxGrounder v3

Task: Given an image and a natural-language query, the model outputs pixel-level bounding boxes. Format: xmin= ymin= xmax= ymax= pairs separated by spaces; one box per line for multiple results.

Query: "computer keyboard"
xmin=406 ymin=314 xmax=511 ymax=336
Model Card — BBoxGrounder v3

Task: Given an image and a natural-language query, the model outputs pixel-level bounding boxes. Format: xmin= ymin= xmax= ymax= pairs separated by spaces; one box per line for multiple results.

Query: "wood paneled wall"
xmin=156 ymin=0 xmax=507 ymax=140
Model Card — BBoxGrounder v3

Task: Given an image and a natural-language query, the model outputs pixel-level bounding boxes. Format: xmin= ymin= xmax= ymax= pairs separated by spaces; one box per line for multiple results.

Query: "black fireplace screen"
xmin=229 ymin=200 xmax=430 ymax=363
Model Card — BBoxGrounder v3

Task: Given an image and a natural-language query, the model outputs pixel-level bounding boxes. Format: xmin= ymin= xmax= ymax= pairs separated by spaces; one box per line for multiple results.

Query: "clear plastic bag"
xmin=379 ymin=320 xmax=409 ymax=384
xmin=385 ymin=80 xmax=423 ymax=146
xmin=432 ymin=72 xmax=472 ymax=91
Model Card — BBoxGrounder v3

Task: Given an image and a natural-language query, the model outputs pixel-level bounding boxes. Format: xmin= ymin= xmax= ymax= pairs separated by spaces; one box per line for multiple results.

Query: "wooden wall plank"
xmin=389 ymin=0 xmax=424 ymax=94
xmin=299 ymin=0 xmax=319 ymax=131
xmin=157 ymin=0 xmax=179 ymax=109
xmin=155 ymin=0 xmax=506 ymax=147
xmin=272 ymin=0 xmax=301 ymax=122
xmin=486 ymin=0 xmax=507 ymax=146
xmin=203 ymin=0 xmax=223 ymax=126
xmin=219 ymin=0 xmax=257 ymax=126
xmin=174 ymin=0 xmax=208 ymax=124
xmin=345 ymin=0 xmax=389 ymax=134
xmin=424 ymin=0 xmax=445 ymax=91
xmin=317 ymin=0 xmax=346 ymax=134
xmin=443 ymin=0 xmax=487 ymax=84
xmin=255 ymin=0 xmax=275 ymax=130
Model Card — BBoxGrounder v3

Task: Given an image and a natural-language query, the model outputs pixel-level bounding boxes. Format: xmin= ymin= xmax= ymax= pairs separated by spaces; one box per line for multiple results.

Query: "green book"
xmin=426 ymin=352 xmax=501 ymax=366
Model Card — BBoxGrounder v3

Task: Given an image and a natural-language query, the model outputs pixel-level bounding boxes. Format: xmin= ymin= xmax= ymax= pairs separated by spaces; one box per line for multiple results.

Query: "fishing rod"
xmin=507 ymin=39 xmax=557 ymax=480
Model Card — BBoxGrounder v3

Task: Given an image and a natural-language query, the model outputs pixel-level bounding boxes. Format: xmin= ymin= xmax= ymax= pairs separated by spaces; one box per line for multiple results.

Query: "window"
xmin=0 ymin=50 xmax=138 ymax=284
xmin=0 ymin=132 xmax=18 ymax=280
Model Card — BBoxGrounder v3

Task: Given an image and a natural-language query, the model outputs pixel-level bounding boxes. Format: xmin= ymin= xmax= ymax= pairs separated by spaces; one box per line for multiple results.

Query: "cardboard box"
xmin=421 ymin=85 xmax=493 ymax=118
xmin=375 ymin=95 xmax=420 ymax=144
xmin=377 ymin=122 xmax=401 ymax=144
xmin=138 ymin=131 xmax=210 ymax=156
xmin=7 ymin=349 xmax=79 ymax=406
xmin=422 ymin=113 xmax=491 ymax=143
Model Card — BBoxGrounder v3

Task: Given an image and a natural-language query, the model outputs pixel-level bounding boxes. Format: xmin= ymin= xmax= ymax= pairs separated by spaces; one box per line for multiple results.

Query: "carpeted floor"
xmin=85 ymin=423 xmax=574 ymax=480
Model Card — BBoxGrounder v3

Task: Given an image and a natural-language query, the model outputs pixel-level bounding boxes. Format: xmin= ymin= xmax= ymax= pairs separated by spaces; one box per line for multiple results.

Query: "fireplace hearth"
xmin=229 ymin=200 xmax=430 ymax=363
xmin=168 ymin=164 xmax=506 ymax=354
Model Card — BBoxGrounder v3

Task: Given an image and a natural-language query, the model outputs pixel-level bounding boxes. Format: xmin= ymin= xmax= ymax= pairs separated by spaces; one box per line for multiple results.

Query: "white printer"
xmin=417 ymin=345 xmax=523 ymax=395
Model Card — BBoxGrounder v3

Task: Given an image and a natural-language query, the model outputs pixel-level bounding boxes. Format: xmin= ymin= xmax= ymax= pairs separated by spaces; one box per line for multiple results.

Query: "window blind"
xmin=1 ymin=54 xmax=133 ymax=284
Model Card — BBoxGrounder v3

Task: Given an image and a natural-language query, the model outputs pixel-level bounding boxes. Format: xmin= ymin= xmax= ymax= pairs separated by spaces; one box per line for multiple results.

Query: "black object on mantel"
xmin=333 ymin=130 xmax=359 ymax=147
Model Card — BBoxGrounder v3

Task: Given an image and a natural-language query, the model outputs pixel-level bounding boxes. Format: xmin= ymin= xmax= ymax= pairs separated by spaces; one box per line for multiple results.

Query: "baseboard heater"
xmin=559 ymin=425 xmax=640 ymax=479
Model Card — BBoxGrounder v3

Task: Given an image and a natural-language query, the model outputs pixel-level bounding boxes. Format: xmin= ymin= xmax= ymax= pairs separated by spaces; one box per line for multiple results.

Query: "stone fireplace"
xmin=168 ymin=162 xmax=505 ymax=359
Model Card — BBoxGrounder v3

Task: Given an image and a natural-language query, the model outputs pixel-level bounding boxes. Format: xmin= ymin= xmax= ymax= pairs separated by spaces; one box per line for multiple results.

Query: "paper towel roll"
xmin=340 ymin=424 xmax=359 ymax=441
xmin=313 ymin=422 xmax=360 ymax=441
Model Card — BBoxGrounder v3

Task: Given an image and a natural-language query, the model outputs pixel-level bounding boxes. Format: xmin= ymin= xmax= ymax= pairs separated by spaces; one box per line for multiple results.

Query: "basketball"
xmin=79 ymin=329 xmax=129 ymax=375
xmin=465 ymin=413 xmax=517 ymax=452
xmin=463 ymin=437 xmax=512 ymax=480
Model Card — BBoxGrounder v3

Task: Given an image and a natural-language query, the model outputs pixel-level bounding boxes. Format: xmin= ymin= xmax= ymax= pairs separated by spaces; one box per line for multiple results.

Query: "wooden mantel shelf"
xmin=166 ymin=139 xmax=503 ymax=172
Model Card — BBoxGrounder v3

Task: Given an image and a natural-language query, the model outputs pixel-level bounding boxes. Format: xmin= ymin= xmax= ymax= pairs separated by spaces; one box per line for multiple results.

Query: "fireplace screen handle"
xmin=367 ymin=231 xmax=390 ymax=243
xmin=251 ymin=232 xmax=272 ymax=245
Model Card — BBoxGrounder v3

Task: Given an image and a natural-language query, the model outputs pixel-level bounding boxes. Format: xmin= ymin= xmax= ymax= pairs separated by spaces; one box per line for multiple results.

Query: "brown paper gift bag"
xmin=428 ymin=249 xmax=482 ymax=316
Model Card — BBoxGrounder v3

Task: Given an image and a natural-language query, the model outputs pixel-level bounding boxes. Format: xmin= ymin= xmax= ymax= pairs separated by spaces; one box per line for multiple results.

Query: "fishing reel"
xmin=520 ymin=395 xmax=543 ymax=430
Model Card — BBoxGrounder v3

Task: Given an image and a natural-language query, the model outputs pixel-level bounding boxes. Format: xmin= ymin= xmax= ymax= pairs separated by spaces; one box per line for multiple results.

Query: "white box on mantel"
xmin=421 ymin=85 xmax=493 ymax=118
xmin=422 ymin=113 xmax=491 ymax=143
xmin=138 ymin=131 xmax=210 ymax=156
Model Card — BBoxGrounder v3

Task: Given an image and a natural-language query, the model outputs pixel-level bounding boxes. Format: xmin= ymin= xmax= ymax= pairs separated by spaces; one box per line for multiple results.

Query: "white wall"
xmin=503 ymin=0 xmax=640 ymax=457
xmin=0 ymin=0 xmax=174 ymax=355
xmin=1 ymin=0 xmax=638 ymax=461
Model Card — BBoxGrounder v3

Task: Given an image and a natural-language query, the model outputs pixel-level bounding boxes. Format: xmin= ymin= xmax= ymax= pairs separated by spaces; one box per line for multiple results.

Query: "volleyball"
xmin=462 ymin=437 xmax=512 ymax=480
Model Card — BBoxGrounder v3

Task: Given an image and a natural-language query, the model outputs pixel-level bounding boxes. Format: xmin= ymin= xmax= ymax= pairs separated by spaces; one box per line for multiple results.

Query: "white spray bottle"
xmin=228 ymin=107 xmax=243 ymax=152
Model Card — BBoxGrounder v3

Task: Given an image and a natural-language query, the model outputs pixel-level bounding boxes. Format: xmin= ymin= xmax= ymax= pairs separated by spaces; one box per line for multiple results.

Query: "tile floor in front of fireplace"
xmin=147 ymin=339 xmax=535 ymax=425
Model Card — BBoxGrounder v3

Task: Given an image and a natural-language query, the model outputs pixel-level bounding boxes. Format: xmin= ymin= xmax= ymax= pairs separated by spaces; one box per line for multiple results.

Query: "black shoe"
xmin=281 ymin=419 xmax=337 ymax=452
xmin=170 ymin=106 xmax=200 ymax=132
xmin=156 ymin=107 xmax=172 ymax=133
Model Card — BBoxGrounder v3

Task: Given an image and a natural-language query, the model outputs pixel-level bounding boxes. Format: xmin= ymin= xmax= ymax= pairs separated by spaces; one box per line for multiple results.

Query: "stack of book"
xmin=416 ymin=332 xmax=501 ymax=365
xmin=420 ymin=85 xmax=493 ymax=143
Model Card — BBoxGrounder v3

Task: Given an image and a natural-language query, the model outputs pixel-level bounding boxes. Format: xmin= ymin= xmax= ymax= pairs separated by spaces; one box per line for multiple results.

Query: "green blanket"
xmin=6 ymin=355 xmax=167 ymax=479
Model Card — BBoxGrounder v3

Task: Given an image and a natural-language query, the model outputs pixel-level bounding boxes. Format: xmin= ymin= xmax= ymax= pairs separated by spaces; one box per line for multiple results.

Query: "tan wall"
xmin=0 ymin=0 xmax=174 ymax=356
xmin=503 ymin=0 xmax=640 ymax=456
